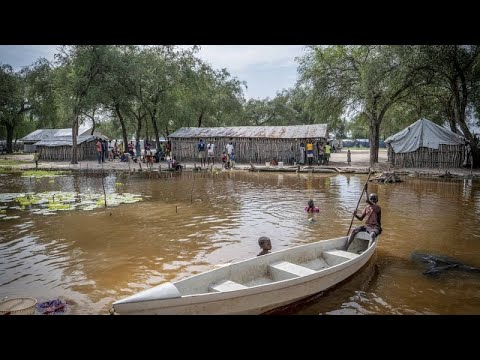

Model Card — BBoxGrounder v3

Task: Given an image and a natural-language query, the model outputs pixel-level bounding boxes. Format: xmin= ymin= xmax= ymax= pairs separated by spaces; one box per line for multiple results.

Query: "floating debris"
xmin=370 ymin=171 xmax=403 ymax=184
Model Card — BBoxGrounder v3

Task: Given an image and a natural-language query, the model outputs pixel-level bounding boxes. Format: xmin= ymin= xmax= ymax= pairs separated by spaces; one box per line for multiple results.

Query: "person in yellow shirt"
xmin=306 ymin=140 xmax=314 ymax=166
xmin=324 ymin=143 xmax=331 ymax=165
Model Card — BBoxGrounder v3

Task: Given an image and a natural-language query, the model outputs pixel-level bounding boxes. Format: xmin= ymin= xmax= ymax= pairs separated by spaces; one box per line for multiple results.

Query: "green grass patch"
xmin=47 ymin=203 xmax=72 ymax=211
xmin=0 ymin=159 xmax=29 ymax=166
xmin=15 ymin=194 xmax=43 ymax=208
xmin=21 ymin=170 xmax=71 ymax=178
xmin=0 ymin=167 xmax=15 ymax=173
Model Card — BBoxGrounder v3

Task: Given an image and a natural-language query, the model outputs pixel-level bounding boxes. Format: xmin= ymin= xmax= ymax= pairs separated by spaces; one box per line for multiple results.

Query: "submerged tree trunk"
xmin=6 ymin=123 xmax=14 ymax=153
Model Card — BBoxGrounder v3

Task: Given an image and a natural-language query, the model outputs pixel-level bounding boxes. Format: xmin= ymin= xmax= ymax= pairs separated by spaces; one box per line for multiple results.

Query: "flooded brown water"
xmin=1 ymin=170 xmax=479 ymax=315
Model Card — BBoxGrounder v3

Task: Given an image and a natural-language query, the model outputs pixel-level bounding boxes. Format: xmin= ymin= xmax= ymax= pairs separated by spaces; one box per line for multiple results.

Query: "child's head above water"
xmin=258 ymin=236 xmax=272 ymax=251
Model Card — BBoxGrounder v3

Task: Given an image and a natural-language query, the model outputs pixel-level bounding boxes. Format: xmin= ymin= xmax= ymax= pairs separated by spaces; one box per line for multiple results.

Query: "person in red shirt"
xmin=96 ymin=139 xmax=102 ymax=164
xmin=344 ymin=193 xmax=382 ymax=251
xmin=305 ymin=199 xmax=320 ymax=212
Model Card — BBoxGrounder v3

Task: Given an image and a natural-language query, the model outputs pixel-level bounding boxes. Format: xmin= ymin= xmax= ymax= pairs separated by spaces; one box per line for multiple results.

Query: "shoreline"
xmin=1 ymin=149 xmax=479 ymax=179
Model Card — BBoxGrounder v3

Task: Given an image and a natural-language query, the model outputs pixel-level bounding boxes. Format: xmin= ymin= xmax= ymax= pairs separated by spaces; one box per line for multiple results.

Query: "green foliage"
xmin=297 ymin=45 xmax=424 ymax=163
xmin=21 ymin=170 xmax=71 ymax=177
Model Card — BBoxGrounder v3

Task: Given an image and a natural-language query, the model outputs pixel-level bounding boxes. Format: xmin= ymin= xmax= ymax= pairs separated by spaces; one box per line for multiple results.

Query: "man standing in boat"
xmin=344 ymin=193 xmax=382 ymax=251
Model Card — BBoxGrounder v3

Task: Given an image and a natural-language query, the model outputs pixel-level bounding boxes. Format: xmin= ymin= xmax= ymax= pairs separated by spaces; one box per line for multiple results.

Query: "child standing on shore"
xmin=347 ymin=149 xmax=351 ymax=166
xmin=33 ymin=150 xmax=40 ymax=169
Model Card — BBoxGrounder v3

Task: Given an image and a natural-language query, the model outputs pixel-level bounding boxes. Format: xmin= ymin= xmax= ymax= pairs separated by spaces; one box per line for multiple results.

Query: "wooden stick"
xmin=346 ymin=168 xmax=372 ymax=236
xmin=101 ymin=163 xmax=107 ymax=207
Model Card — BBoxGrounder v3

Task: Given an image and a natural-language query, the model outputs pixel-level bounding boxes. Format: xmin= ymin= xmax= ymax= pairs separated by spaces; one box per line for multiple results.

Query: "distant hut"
xmin=385 ymin=119 xmax=465 ymax=168
xmin=168 ymin=125 xmax=328 ymax=164
xmin=21 ymin=127 xmax=109 ymax=161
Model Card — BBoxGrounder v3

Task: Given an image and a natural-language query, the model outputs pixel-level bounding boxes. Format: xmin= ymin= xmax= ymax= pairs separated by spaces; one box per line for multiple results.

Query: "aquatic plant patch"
xmin=21 ymin=170 xmax=72 ymax=178
xmin=0 ymin=191 xmax=143 ymax=218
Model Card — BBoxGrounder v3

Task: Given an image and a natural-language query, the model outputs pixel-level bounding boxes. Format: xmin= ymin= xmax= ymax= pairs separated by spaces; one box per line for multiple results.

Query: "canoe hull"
xmin=113 ymin=234 xmax=376 ymax=315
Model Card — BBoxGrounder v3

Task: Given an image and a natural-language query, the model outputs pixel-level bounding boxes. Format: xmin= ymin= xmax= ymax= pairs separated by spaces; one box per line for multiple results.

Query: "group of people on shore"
xmin=300 ymin=140 xmax=332 ymax=166
xmin=197 ymin=139 xmax=236 ymax=169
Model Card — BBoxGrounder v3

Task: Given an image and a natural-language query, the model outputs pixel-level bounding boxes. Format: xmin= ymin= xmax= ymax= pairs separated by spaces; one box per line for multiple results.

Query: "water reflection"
xmin=1 ymin=171 xmax=479 ymax=314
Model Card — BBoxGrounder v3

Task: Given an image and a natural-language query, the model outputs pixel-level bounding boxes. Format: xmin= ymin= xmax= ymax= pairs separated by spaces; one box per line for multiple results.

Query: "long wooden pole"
xmin=346 ymin=168 xmax=372 ymax=236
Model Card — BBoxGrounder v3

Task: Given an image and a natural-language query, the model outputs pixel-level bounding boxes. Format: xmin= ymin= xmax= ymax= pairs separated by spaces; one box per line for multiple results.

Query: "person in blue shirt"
xmin=197 ymin=139 xmax=206 ymax=167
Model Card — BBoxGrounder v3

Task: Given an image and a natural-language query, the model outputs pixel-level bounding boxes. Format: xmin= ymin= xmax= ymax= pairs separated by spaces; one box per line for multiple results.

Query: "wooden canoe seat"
xmin=323 ymin=249 xmax=359 ymax=266
xmin=269 ymin=261 xmax=317 ymax=281
xmin=209 ymin=280 xmax=248 ymax=292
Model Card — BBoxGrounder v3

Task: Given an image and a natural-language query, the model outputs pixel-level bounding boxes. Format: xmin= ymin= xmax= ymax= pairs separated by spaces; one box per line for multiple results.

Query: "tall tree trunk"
xmin=150 ymin=109 xmax=160 ymax=151
xmin=6 ymin=122 xmax=14 ymax=154
xmin=448 ymin=118 xmax=456 ymax=133
xmin=197 ymin=110 xmax=204 ymax=127
xmin=368 ymin=120 xmax=380 ymax=165
xmin=88 ymin=109 xmax=96 ymax=135
xmin=451 ymin=80 xmax=479 ymax=167
xmin=71 ymin=116 xmax=79 ymax=164
xmin=471 ymin=143 xmax=480 ymax=168
xmin=145 ymin=115 xmax=149 ymax=144
xmin=115 ymin=103 xmax=128 ymax=153
xmin=136 ymin=114 xmax=142 ymax=142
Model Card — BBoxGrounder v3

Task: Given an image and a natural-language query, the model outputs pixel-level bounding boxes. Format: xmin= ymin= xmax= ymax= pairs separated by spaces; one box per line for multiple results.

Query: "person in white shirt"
xmin=225 ymin=142 xmax=234 ymax=168
xmin=207 ymin=142 xmax=215 ymax=165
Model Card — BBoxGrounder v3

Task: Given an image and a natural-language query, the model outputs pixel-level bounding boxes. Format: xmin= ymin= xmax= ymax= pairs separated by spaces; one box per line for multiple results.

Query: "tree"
xmin=416 ymin=45 xmax=480 ymax=167
xmin=24 ymin=58 xmax=60 ymax=129
xmin=0 ymin=64 xmax=29 ymax=153
xmin=298 ymin=46 xmax=424 ymax=164
xmin=185 ymin=63 xmax=245 ymax=127
xmin=54 ymin=45 xmax=109 ymax=164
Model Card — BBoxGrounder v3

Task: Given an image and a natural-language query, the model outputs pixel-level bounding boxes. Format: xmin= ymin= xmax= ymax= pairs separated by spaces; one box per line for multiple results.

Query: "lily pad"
xmin=3 ymin=216 xmax=20 ymax=220
xmin=0 ymin=189 xmax=143 ymax=215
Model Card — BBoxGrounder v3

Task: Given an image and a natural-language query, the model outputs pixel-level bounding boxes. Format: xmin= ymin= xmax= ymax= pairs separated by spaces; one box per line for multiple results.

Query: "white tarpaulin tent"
xmin=385 ymin=118 xmax=465 ymax=153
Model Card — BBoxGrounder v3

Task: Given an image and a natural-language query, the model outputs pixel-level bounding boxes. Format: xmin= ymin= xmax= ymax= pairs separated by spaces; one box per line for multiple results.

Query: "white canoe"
xmin=112 ymin=232 xmax=377 ymax=315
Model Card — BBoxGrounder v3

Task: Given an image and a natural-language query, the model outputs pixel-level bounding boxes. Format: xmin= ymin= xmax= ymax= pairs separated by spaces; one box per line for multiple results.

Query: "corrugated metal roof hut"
xmin=35 ymin=135 xmax=103 ymax=161
xmin=168 ymin=125 xmax=328 ymax=164
xmin=385 ymin=119 xmax=465 ymax=168
xmin=21 ymin=127 xmax=107 ymax=153
xmin=21 ymin=127 xmax=109 ymax=161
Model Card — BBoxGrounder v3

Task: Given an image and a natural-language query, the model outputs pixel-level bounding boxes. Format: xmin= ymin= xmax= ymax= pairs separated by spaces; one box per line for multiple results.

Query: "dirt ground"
xmin=1 ymin=149 xmax=479 ymax=177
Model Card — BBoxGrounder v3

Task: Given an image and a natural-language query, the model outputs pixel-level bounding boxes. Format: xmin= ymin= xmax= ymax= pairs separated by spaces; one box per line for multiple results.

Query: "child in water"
xmin=257 ymin=236 xmax=272 ymax=256
xmin=305 ymin=199 xmax=320 ymax=212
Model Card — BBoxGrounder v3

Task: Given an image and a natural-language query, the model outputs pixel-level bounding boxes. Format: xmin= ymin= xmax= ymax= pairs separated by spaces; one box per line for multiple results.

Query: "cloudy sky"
xmin=0 ymin=45 xmax=306 ymax=100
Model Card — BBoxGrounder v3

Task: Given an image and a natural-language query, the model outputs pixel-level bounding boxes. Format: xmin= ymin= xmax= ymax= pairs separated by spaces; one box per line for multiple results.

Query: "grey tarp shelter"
xmin=385 ymin=118 xmax=465 ymax=168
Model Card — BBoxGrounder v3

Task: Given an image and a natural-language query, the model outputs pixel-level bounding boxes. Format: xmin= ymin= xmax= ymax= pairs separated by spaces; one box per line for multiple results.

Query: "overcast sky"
xmin=0 ymin=45 xmax=306 ymax=100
